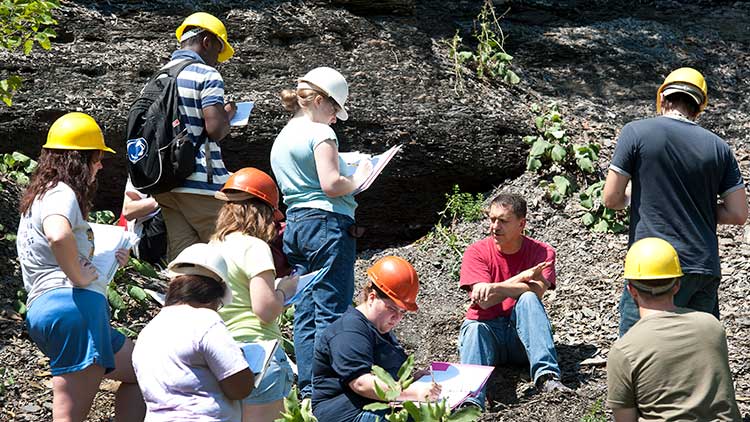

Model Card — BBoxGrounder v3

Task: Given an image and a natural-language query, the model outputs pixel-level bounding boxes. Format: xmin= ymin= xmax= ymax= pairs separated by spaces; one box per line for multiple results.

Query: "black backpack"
xmin=125 ymin=59 xmax=203 ymax=195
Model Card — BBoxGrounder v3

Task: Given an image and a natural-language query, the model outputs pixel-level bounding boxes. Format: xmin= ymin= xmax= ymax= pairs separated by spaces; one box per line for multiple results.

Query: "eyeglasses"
xmin=381 ymin=298 xmax=407 ymax=316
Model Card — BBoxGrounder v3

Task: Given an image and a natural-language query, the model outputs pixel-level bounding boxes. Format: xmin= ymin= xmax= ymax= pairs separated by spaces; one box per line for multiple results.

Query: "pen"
xmin=430 ymin=365 xmax=435 ymax=384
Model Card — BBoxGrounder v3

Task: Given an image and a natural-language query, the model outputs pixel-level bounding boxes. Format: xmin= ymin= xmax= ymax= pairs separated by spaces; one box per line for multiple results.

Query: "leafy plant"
xmin=363 ymin=356 xmax=481 ymax=422
xmin=579 ymin=181 xmax=628 ymax=233
xmin=440 ymin=185 xmax=485 ymax=225
xmin=107 ymin=257 xmax=159 ymax=325
xmin=523 ymin=102 xmax=599 ymax=204
xmin=0 ymin=151 xmax=37 ymax=186
xmin=446 ymin=0 xmax=519 ymax=90
xmin=0 ymin=0 xmax=60 ymax=106
xmin=88 ymin=210 xmax=116 ymax=225
xmin=275 ymin=386 xmax=318 ymax=422
xmin=579 ymin=399 xmax=607 ymax=422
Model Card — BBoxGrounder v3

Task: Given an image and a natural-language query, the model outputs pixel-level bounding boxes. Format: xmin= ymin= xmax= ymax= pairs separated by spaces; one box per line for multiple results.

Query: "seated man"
xmin=458 ymin=193 xmax=569 ymax=410
xmin=607 ymin=237 xmax=741 ymax=421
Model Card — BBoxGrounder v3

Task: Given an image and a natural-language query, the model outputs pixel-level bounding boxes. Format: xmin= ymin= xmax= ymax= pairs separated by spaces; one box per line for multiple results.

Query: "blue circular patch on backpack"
xmin=127 ymin=138 xmax=147 ymax=164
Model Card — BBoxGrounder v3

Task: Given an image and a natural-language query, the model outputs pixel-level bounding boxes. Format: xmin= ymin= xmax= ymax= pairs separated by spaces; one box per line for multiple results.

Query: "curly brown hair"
xmin=19 ymin=149 xmax=102 ymax=217
xmin=212 ymin=198 xmax=277 ymax=243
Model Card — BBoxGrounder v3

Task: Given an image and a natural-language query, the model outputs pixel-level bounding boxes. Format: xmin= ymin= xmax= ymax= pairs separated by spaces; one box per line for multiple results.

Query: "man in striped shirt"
xmin=154 ymin=12 xmax=237 ymax=260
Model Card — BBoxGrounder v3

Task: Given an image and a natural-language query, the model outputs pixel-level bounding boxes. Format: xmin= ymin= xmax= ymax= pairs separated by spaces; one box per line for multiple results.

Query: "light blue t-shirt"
xmin=270 ymin=117 xmax=357 ymax=218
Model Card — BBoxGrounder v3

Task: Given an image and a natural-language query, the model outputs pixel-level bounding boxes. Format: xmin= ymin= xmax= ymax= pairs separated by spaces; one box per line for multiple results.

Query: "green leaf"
xmin=11 ymin=151 xmax=30 ymax=163
xmin=593 ymin=219 xmax=610 ymax=232
xmin=402 ymin=401 xmax=421 ymax=419
xmin=552 ymin=175 xmax=571 ymax=195
xmin=549 ymin=130 xmax=565 ymax=139
xmin=107 ymin=283 xmax=127 ymax=310
xmin=522 ymin=135 xmax=537 ymax=145
xmin=535 ymin=116 xmax=544 ymax=130
xmin=363 ymin=402 xmax=391 ymax=412
xmin=457 ymin=51 xmax=473 ymax=61
xmin=582 ymin=212 xmax=595 ymax=226
xmin=132 ymin=258 xmax=158 ymax=278
xmin=23 ymin=39 xmax=33 ymax=55
xmin=577 ymin=157 xmax=595 ymax=173
xmin=550 ymin=190 xmax=563 ymax=204
xmin=116 ymin=326 xmax=137 ymax=337
xmin=580 ymin=196 xmax=594 ymax=209
xmin=529 ymin=140 xmax=551 ymax=157
xmin=127 ymin=284 xmax=148 ymax=303
xmin=527 ymin=157 xmax=542 ymax=172
xmin=448 ymin=404 xmax=482 ymax=421
xmin=550 ymin=144 xmax=566 ymax=162
xmin=396 ymin=355 xmax=414 ymax=382
xmin=503 ymin=69 xmax=520 ymax=85
xmin=14 ymin=299 xmax=27 ymax=315
xmin=373 ymin=379 xmax=388 ymax=401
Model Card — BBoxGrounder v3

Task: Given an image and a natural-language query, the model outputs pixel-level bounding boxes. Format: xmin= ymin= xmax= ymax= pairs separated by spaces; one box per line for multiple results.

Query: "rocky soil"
xmin=1 ymin=0 xmax=750 ymax=421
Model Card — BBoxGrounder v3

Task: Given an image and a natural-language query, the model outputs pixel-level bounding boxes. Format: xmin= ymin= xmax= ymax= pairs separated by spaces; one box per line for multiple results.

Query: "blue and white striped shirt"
xmin=162 ymin=49 xmax=231 ymax=195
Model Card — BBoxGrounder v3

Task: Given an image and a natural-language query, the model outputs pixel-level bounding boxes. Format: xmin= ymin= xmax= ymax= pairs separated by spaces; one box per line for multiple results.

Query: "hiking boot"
xmin=536 ymin=374 xmax=573 ymax=394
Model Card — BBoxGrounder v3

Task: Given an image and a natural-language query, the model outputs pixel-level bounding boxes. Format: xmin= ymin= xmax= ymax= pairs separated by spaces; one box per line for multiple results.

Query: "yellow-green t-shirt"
xmin=212 ymin=233 xmax=280 ymax=342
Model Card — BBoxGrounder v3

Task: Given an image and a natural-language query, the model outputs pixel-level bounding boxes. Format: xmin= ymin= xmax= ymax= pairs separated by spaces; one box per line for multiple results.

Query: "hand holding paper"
xmin=339 ymin=144 xmax=402 ymax=194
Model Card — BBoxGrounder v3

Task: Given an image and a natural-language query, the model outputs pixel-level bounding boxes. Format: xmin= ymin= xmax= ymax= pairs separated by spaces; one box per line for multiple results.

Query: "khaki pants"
xmin=153 ymin=191 xmax=223 ymax=261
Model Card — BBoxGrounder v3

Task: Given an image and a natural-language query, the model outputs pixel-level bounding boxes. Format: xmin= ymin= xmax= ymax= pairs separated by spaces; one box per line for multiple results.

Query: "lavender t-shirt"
xmin=133 ymin=305 xmax=249 ymax=421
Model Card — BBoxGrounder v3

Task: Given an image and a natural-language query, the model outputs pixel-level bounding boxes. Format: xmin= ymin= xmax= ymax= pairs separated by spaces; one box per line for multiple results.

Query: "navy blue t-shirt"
xmin=312 ymin=307 xmax=407 ymax=422
xmin=610 ymin=116 xmax=744 ymax=276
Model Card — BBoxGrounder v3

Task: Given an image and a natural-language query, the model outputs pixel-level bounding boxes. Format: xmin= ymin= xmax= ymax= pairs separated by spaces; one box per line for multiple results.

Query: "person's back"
xmin=613 ymin=115 xmax=740 ymax=274
xmin=607 ymin=307 xmax=740 ymax=421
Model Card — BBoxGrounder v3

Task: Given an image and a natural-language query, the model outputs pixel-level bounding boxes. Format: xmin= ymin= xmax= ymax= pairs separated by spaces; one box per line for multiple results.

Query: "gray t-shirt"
xmin=609 ymin=116 xmax=745 ymax=276
xmin=17 ymin=182 xmax=98 ymax=306
xmin=607 ymin=308 xmax=741 ymax=421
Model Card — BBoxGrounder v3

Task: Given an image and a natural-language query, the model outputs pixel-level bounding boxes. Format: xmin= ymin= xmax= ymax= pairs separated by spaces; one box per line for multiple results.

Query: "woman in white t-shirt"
xmin=17 ymin=112 xmax=144 ymax=421
xmin=133 ymin=243 xmax=255 ymax=421
xmin=210 ymin=167 xmax=298 ymax=422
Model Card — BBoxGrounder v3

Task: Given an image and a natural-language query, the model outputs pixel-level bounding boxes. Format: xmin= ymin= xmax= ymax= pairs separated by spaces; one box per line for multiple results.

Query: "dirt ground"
xmin=1 ymin=0 xmax=750 ymax=421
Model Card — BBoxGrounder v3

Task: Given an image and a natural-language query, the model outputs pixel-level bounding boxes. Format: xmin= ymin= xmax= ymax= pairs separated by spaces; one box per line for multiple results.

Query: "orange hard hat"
xmin=215 ymin=167 xmax=284 ymax=221
xmin=367 ymin=256 xmax=419 ymax=312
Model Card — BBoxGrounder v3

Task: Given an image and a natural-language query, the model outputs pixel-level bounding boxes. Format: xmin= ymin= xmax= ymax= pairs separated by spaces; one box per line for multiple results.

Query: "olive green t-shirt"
xmin=606 ymin=308 xmax=740 ymax=421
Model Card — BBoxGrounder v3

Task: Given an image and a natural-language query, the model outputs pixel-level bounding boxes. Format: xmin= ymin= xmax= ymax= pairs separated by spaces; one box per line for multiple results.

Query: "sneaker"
xmin=536 ymin=374 xmax=573 ymax=394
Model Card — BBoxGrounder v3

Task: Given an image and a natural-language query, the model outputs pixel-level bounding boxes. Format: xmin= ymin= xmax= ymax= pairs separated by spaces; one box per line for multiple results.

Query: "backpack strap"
xmin=166 ymin=59 xmax=214 ymax=186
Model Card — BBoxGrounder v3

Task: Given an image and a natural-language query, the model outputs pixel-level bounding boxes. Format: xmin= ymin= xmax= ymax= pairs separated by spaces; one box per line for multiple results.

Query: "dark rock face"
xmin=0 ymin=0 xmax=531 ymax=249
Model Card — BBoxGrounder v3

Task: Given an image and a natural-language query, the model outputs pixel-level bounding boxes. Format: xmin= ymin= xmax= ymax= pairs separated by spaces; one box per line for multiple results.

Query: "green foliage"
xmin=523 ymin=102 xmax=599 ymax=204
xmin=446 ymin=0 xmax=519 ymax=91
xmin=0 ymin=0 xmax=60 ymax=106
xmin=579 ymin=399 xmax=607 ymax=422
xmin=107 ymin=257 xmax=159 ymax=331
xmin=440 ymin=185 xmax=485 ymax=224
xmin=0 ymin=151 xmax=37 ymax=186
xmin=88 ymin=210 xmax=116 ymax=225
xmin=363 ymin=356 xmax=481 ymax=422
xmin=579 ymin=181 xmax=628 ymax=233
xmin=275 ymin=386 xmax=318 ymax=422
xmin=278 ymin=304 xmax=296 ymax=355
xmin=13 ymin=288 xmax=27 ymax=316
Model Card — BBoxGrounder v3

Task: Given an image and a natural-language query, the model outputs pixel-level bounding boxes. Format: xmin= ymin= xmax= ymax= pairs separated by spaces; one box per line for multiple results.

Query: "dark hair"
xmin=358 ymin=281 xmax=389 ymax=304
xmin=165 ymin=274 xmax=225 ymax=307
xmin=489 ymin=193 xmax=527 ymax=219
xmin=662 ymin=92 xmax=700 ymax=117
xmin=179 ymin=26 xmax=219 ymax=49
xmin=19 ymin=149 xmax=101 ymax=217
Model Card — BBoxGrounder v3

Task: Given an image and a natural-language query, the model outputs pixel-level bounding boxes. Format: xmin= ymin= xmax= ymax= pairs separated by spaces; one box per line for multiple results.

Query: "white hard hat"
xmin=167 ymin=243 xmax=233 ymax=306
xmin=298 ymin=67 xmax=349 ymax=121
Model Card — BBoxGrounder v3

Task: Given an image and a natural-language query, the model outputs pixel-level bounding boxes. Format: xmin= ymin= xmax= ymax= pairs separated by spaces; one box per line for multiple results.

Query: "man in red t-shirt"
xmin=458 ymin=193 xmax=570 ymax=410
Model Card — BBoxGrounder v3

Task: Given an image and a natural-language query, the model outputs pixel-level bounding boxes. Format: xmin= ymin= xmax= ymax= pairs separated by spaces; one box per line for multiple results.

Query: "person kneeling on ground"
xmin=606 ymin=237 xmax=741 ymax=421
xmin=210 ymin=167 xmax=299 ymax=422
xmin=312 ymin=256 xmax=441 ymax=422
xmin=458 ymin=193 xmax=570 ymax=411
xmin=133 ymin=243 xmax=255 ymax=421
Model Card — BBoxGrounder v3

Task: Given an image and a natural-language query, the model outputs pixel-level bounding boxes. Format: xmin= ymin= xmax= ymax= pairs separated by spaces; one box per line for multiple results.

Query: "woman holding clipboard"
xmin=210 ymin=167 xmax=299 ymax=421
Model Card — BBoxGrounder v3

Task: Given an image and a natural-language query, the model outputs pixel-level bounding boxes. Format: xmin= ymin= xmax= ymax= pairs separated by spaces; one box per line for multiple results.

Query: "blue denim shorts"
xmin=26 ymin=288 xmax=126 ymax=376
xmin=243 ymin=346 xmax=294 ymax=405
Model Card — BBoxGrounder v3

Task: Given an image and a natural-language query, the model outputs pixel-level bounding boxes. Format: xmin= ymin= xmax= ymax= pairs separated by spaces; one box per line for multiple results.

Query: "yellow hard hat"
xmin=176 ymin=12 xmax=234 ymax=63
xmin=624 ymin=237 xmax=683 ymax=280
xmin=43 ymin=112 xmax=115 ymax=153
xmin=656 ymin=67 xmax=708 ymax=114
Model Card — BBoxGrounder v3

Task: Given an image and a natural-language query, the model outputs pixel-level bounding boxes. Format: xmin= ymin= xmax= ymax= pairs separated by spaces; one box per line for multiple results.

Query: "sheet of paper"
xmin=410 ymin=362 xmax=495 ymax=409
xmin=339 ymin=144 xmax=402 ymax=194
xmin=240 ymin=339 xmax=280 ymax=387
xmin=89 ymin=223 xmax=139 ymax=288
xmin=282 ymin=267 xmax=328 ymax=306
xmin=230 ymin=101 xmax=254 ymax=126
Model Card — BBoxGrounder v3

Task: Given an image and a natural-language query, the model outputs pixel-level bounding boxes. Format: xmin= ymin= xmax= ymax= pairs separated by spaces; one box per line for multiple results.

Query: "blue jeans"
xmin=618 ymin=273 xmax=720 ymax=337
xmin=458 ymin=292 xmax=560 ymax=409
xmin=284 ymin=207 xmax=356 ymax=399
xmin=353 ymin=409 xmax=388 ymax=422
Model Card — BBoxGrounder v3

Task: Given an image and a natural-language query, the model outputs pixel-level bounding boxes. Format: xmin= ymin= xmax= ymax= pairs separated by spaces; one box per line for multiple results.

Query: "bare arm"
xmin=471 ymin=262 xmax=551 ymax=308
xmin=218 ymin=368 xmax=254 ymax=400
xmin=717 ymin=188 xmax=748 ymax=225
xmin=314 ymin=140 xmax=372 ymax=197
xmin=603 ymin=170 xmax=631 ymax=210
xmin=121 ymin=191 xmax=159 ymax=221
xmin=348 ymin=374 xmax=440 ymax=402
xmin=42 ymin=215 xmax=97 ymax=287
xmin=612 ymin=408 xmax=638 ymax=422
xmin=203 ymin=103 xmax=232 ymax=142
